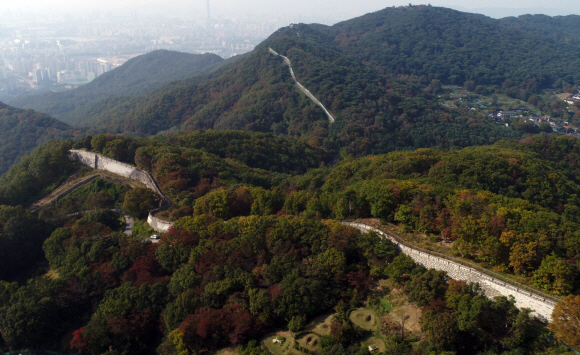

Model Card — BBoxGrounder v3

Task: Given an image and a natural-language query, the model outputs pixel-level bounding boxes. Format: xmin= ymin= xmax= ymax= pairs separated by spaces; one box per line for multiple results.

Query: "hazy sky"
xmin=6 ymin=0 xmax=580 ymax=20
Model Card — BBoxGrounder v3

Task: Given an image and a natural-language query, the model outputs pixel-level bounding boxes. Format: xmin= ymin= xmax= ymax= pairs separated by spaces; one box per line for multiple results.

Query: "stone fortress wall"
xmin=343 ymin=222 xmax=557 ymax=322
xmin=67 ymin=150 xmax=557 ymax=320
xmin=68 ymin=150 xmax=175 ymax=233
xmin=268 ymin=47 xmax=335 ymax=123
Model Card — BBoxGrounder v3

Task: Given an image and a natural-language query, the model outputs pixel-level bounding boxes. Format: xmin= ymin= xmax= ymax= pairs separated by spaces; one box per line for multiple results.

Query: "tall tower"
xmin=206 ymin=0 xmax=210 ymax=20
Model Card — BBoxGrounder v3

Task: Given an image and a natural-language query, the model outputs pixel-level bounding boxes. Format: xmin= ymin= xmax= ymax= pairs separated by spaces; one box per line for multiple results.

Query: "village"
xmin=440 ymin=85 xmax=580 ymax=138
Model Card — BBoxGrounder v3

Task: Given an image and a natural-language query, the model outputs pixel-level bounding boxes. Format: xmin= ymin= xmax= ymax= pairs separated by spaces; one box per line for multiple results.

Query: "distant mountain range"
xmin=7 ymin=50 xmax=225 ymax=125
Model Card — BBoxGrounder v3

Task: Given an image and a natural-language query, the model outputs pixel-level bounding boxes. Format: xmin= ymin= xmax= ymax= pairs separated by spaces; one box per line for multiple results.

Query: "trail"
xmin=269 ymin=47 xmax=335 ymax=123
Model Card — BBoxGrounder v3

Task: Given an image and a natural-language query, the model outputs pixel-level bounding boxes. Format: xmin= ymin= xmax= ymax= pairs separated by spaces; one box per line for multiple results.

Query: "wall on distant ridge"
xmin=68 ymin=149 xmax=174 ymax=233
xmin=343 ymin=222 xmax=557 ymax=322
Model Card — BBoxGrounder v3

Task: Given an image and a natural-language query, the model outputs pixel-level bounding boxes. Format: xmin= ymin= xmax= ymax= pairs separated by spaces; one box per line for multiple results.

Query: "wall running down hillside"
xmin=268 ymin=47 xmax=335 ymax=123
xmin=343 ymin=222 xmax=557 ymax=322
xmin=68 ymin=150 xmax=174 ymax=232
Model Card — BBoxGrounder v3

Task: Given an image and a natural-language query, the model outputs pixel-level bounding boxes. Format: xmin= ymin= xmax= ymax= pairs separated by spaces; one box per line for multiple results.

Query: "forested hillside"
xmin=0 ymin=102 xmax=77 ymax=175
xmin=69 ymin=27 xmax=521 ymax=158
xmin=7 ymin=51 xmax=225 ymax=125
xmin=0 ymin=133 xmax=579 ymax=354
xmin=326 ymin=5 xmax=580 ymax=89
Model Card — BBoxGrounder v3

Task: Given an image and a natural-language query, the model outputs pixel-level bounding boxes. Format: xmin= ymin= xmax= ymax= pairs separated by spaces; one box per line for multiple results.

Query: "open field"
xmin=350 ymin=309 xmax=378 ymax=331
xmin=263 ymin=331 xmax=303 ymax=355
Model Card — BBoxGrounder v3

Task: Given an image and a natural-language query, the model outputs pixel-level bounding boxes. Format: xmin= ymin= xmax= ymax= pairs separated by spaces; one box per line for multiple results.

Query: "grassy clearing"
xmin=263 ymin=331 xmax=303 ymax=355
xmin=307 ymin=313 xmax=334 ymax=336
xmin=380 ymin=298 xmax=393 ymax=313
xmin=361 ymin=337 xmax=386 ymax=352
xmin=216 ymin=347 xmax=239 ymax=355
xmin=349 ymin=309 xmax=378 ymax=331
xmin=132 ymin=219 xmax=156 ymax=237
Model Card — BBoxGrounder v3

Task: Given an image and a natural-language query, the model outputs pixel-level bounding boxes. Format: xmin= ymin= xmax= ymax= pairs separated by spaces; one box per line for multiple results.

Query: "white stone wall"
xmin=68 ymin=149 xmax=175 ymax=233
xmin=343 ymin=222 xmax=556 ymax=322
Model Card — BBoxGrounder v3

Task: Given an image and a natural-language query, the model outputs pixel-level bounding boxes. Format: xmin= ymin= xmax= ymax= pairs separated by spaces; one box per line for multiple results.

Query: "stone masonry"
xmin=343 ymin=222 xmax=557 ymax=322
xmin=68 ymin=150 xmax=174 ymax=233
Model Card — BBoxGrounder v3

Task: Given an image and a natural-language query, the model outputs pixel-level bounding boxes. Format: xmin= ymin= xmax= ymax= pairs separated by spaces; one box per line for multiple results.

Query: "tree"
xmin=385 ymin=254 xmax=416 ymax=283
xmin=122 ymin=187 xmax=161 ymax=219
xmin=288 ymin=315 xmax=306 ymax=332
xmin=408 ymin=269 xmax=449 ymax=307
xmin=549 ymin=295 xmax=580 ymax=349
xmin=532 ymin=254 xmax=573 ymax=295
xmin=70 ymin=328 xmax=89 ymax=353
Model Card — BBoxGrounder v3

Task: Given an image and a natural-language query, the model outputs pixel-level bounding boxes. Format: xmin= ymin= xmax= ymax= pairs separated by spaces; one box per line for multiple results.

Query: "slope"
xmin=78 ymin=24 xmax=521 ymax=157
xmin=0 ymin=102 xmax=78 ymax=175
xmin=7 ymin=50 xmax=225 ymax=125
xmin=324 ymin=5 xmax=580 ymax=88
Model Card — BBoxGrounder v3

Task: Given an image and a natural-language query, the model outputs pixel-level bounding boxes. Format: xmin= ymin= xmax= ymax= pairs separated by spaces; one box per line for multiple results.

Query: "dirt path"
xmin=30 ymin=169 xmax=144 ymax=213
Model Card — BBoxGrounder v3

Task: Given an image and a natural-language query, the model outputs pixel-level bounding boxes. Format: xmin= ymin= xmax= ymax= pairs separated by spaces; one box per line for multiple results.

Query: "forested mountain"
xmin=63 ymin=24 xmax=520 ymax=158
xmin=0 ymin=102 xmax=77 ymax=175
xmin=499 ymin=14 xmax=580 ymax=45
xmin=7 ymin=50 xmax=225 ymax=125
xmin=325 ymin=5 xmax=580 ymax=88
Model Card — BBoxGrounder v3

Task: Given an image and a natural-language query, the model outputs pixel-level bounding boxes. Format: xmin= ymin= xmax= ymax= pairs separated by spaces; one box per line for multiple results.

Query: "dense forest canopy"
xmin=325 ymin=6 xmax=580 ymax=88
xmin=0 ymin=102 xmax=77 ymax=175
xmin=56 ymin=30 xmax=521 ymax=159
xmin=7 ymin=50 xmax=226 ymax=125
xmin=0 ymin=133 xmax=579 ymax=354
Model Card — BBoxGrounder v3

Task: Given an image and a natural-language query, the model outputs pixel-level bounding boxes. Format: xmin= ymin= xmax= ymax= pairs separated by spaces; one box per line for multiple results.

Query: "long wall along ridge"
xmin=343 ymin=222 xmax=556 ymax=322
xmin=68 ymin=150 xmax=557 ymax=321
xmin=269 ymin=47 xmax=335 ymax=123
xmin=68 ymin=150 xmax=174 ymax=232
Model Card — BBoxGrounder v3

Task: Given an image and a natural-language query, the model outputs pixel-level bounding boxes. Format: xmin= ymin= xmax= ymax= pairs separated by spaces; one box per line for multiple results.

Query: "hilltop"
xmin=7 ymin=50 xmax=225 ymax=125
xmin=326 ymin=5 xmax=580 ymax=89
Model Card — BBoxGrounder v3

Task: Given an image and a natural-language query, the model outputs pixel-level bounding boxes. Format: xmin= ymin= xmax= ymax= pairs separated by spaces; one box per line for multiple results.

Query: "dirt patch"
xmin=296 ymin=333 xmax=319 ymax=352
xmin=307 ymin=313 xmax=334 ymax=336
xmin=389 ymin=303 xmax=422 ymax=333
xmin=349 ymin=309 xmax=377 ymax=331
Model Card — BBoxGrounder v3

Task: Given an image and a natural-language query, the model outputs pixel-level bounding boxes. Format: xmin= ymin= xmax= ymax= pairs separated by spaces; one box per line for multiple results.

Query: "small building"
xmin=497 ymin=111 xmax=517 ymax=119
xmin=368 ymin=345 xmax=379 ymax=352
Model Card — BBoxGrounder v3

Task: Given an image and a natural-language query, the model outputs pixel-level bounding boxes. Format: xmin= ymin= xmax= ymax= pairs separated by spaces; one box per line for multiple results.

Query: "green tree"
xmin=123 ymin=187 xmax=161 ymax=219
xmin=532 ymin=254 xmax=574 ymax=295
xmin=288 ymin=315 xmax=306 ymax=332
xmin=385 ymin=254 xmax=416 ymax=283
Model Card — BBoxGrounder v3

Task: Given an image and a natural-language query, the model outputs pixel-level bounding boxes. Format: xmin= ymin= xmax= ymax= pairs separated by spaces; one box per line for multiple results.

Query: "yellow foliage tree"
xmin=549 ymin=295 xmax=580 ymax=349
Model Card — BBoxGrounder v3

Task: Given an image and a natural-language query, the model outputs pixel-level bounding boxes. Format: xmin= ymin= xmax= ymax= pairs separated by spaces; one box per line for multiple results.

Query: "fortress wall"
xmin=68 ymin=150 xmax=175 ymax=233
xmin=343 ymin=222 xmax=556 ymax=322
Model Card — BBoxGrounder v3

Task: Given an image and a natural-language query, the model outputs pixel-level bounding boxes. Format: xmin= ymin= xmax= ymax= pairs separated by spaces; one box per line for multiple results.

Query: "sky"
xmin=5 ymin=0 xmax=579 ymax=20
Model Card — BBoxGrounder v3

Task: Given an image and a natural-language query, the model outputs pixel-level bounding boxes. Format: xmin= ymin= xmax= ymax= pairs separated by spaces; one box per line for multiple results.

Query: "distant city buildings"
xmin=0 ymin=10 xmax=311 ymax=98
